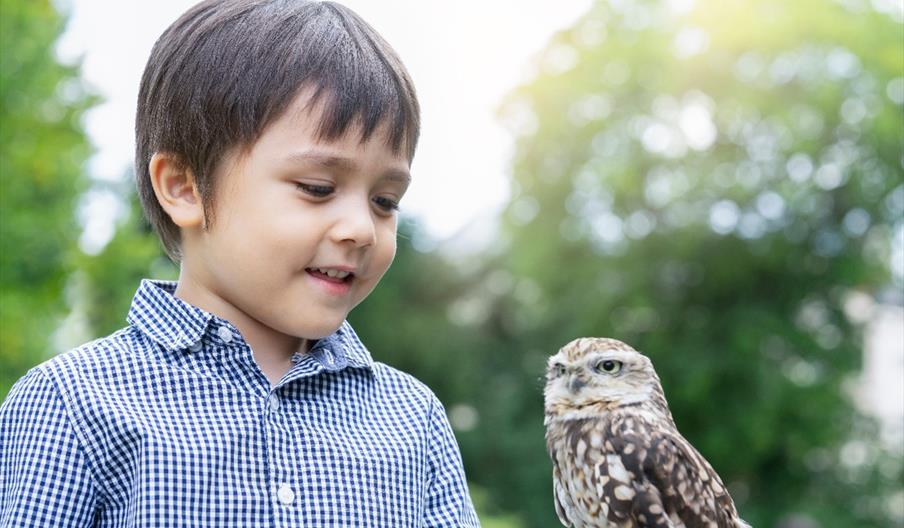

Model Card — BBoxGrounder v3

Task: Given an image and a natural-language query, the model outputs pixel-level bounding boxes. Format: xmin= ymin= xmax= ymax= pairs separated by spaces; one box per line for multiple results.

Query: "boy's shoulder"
xmin=29 ymin=326 xmax=144 ymax=390
xmin=365 ymin=358 xmax=443 ymax=412
xmin=334 ymin=321 xmax=441 ymax=405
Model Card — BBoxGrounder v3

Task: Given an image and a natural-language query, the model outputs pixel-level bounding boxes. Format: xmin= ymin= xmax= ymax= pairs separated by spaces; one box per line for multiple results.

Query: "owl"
xmin=544 ymin=337 xmax=751 ymax=528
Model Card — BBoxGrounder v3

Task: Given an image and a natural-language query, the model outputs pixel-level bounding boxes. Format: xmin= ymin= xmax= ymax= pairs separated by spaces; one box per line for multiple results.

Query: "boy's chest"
xmin=80 ymin=368 xmax=429 ymax=527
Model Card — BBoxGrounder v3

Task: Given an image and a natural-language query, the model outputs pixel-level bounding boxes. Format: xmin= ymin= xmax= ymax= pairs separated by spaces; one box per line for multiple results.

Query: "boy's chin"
xmin=290 ymin=319 xmax=346 ymax=343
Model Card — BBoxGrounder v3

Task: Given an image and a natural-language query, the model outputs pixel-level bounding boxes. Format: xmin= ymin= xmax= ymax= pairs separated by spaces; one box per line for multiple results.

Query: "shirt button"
xmin=277 ymin=484 xmax=295 ymax=505
xmin=268 ymin=394 xmax=280 ymax=412
xmin=217 ymin=327 xmax=233 ymax=343
xmin=188 ymin=341 xmax=202 ymax=353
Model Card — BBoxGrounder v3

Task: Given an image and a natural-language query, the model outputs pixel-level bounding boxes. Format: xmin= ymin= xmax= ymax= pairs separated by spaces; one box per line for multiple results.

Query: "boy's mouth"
xmin=305 ymin=267 xmax=355 ymax=284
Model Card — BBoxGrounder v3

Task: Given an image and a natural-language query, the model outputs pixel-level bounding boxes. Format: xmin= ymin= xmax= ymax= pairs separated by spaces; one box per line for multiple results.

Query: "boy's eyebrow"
xmin=284 ymin=151 xmax=411 ymax=184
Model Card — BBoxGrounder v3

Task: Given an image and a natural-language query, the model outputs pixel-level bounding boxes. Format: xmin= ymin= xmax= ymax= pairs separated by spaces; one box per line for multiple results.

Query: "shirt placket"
xmin=208 ymin=322 xmax=302 ymax=525
xmin=266 ymin=346 xmax=351 ymax=526
xmin=264 ymin=387 xmax=303 ymax=526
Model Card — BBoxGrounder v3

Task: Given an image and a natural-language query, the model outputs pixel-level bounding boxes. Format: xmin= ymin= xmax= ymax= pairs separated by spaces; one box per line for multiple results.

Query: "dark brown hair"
xmin=135 ymin=0 xmax=420 ymax=260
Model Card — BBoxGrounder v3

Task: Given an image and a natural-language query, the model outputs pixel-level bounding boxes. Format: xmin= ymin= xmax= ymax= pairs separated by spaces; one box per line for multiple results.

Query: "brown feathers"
xmin=544 ymin=338 xmax=750 ymax=528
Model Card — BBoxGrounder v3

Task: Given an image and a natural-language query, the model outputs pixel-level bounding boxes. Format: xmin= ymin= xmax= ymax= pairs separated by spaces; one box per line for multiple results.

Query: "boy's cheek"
xmin=382 ymin=233 xmax=399 ymax=270
xmin=362 ymin=244 xmax=396 ymax=293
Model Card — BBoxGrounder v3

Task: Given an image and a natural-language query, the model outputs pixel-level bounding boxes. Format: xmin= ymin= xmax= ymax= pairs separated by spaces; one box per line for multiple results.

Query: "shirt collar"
xmin=127 ymin=279 xmax=374 ymax=371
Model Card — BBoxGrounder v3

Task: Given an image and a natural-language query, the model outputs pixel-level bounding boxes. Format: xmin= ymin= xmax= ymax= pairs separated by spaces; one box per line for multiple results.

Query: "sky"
xmin=54 ymin=0 xmax=594 ymax=253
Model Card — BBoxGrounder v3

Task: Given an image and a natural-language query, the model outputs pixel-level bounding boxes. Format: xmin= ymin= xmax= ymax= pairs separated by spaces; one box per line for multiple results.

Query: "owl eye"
xmin=595 ymin=359 xmax=623 ymax=374
xmin=552 ymin=363 xmax=567 ymax=377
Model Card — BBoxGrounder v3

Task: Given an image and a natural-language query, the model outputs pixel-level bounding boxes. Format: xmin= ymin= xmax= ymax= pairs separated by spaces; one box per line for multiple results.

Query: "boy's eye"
xmin=373 ymin=196 xmax=400 ymax=213
xmin=295 ymin=182 xmax=399 ymax=212
xmin=295 ymin=182 xmax=333 ymax=197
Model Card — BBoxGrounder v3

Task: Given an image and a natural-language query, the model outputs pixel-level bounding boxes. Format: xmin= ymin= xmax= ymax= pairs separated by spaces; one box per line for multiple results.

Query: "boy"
xmin=0 ymin=1 xmax=480 ymax=526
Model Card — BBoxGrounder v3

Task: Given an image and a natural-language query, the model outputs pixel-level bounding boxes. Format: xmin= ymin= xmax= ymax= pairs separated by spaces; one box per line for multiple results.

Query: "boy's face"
xmin=184 ymin=90 xmax=411 ymax=343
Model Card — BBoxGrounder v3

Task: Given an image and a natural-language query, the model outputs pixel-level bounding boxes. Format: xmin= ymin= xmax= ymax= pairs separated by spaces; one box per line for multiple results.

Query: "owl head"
xmin=544 ymin=337 xmax=665 ymax=420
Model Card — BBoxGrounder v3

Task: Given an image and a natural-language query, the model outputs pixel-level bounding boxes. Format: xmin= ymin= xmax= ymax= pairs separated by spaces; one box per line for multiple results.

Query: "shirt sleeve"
xmin=422 ymin=396 xmax=480 ymax=527
xmin=0 ymin=368 xmax=99 ymax=526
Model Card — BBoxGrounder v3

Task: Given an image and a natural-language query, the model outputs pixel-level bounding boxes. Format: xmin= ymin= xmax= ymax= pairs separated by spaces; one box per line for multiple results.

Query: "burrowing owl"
xmin=544 ymin=337 xmax=750 ymax=528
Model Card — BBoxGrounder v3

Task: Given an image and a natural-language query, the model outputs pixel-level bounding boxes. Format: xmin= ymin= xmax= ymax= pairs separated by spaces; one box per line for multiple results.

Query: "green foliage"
xmin=469 ymin=0 xmax=901 ymax=525
xmin=74 ymin=183 xmax=177 ymax=337
xmin=0 ymin=0 xmax=97 ymax=397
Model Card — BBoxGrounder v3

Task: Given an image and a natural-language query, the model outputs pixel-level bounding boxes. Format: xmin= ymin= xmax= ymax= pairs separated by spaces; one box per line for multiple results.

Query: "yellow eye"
xmin=595 ymin=360 xmax=622 ymax=374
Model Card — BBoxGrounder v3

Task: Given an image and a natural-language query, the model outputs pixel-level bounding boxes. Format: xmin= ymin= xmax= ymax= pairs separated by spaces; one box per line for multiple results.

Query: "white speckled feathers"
xmin=543 ymin=337 xmax=750 ymax=528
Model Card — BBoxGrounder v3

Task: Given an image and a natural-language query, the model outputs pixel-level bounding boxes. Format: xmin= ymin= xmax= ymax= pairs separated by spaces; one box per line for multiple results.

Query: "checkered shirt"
xmin=0 ymin=280 xmax=480 ymax=527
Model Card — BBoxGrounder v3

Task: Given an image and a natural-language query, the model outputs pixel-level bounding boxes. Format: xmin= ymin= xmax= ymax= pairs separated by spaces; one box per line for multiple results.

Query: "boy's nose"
xmin=331 ymin=198 xmax=376 ymax=248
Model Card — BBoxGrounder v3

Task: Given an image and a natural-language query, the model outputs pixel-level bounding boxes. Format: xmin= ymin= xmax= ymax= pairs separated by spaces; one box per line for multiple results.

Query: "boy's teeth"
xmin=314 ymin=267 xmax=350 ymax=279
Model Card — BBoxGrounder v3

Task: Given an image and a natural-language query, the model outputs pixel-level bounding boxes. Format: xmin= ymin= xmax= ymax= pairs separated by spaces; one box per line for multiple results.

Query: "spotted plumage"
xmin=543 ymin=337 xmax=751 ymax=528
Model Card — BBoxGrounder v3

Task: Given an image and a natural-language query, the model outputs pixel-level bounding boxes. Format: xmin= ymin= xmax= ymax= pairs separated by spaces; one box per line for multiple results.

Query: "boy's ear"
xmin=149 ymin=152 xmax=204 ymax=228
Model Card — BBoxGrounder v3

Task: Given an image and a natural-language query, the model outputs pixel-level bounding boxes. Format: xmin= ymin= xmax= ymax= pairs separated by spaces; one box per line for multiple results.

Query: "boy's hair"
xmin=135 ymin=0 xmax=420 ymax=261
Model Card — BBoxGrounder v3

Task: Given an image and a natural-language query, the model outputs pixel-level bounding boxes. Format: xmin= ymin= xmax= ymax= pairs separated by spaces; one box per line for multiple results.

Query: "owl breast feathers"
xmin=543 ymin=337 xmax=751 ymax=528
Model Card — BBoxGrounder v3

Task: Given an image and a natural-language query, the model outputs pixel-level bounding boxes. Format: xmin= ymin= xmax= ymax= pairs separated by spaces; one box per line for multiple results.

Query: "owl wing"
xmin=596 ymin=424 xmax=738 ymax=527
xmin=626 ymin=427 xmax=739 ymax=526
xmin=596 ymin=430 xmax=673 ymax=526
xmin=552 ymin=461 xmax=575 ymax=527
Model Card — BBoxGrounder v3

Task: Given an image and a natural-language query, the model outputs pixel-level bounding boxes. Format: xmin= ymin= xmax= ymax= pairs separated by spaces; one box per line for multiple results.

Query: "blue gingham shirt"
xmin=0 ymin=280 xmax=479 ymax=527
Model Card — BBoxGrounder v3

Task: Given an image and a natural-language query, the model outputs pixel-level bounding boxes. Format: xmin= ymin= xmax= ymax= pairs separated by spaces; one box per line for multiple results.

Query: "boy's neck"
xmin=173 ymin=269 xmax=308 ymax=384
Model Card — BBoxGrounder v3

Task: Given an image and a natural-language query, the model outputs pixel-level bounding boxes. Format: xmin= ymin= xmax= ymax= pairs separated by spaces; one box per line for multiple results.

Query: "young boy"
xmin=0 ymin=1 xmax=480 ymax=526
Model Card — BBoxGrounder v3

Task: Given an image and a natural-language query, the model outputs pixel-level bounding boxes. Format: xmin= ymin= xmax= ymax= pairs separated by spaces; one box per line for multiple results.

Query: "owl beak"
xmin=568 ymin=375 xmax=586 ymax=393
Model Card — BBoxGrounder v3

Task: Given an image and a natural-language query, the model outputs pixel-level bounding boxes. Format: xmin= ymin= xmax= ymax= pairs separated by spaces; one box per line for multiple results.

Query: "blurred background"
xmin=1 ymin=0 xmax=902 ymax=526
